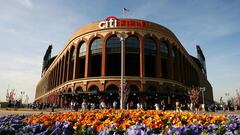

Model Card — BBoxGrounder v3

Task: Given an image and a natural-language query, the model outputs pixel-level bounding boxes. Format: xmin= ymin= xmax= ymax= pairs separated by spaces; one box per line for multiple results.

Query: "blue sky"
xmin=0 ymin=0 xmax=239 ymax=103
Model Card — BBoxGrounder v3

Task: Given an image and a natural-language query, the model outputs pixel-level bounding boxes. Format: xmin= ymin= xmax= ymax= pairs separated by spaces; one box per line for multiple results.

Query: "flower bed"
xmin=0 ymin=110 xmax=239 ymax=134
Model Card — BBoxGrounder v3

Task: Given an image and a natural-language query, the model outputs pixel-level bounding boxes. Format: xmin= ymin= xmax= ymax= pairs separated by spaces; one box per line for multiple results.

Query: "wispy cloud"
xmin=17 ymin=0 xmax=33 ymax=8
xmin=0 ymin=27 xmax=17 ymax=34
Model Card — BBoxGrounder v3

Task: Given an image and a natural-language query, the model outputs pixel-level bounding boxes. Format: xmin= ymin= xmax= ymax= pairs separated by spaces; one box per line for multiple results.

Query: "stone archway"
xmin=87 ymin=85 xmax=100 ymax=104
xmin=104 ymin=84 xmax=120 ymax=108
xmin=127 ymin=84 xmax=140 ymax=108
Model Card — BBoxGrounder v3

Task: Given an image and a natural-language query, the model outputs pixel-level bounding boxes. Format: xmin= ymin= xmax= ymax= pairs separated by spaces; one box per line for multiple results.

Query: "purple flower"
xmin=228 ymin=123 xmax=237 ymax=131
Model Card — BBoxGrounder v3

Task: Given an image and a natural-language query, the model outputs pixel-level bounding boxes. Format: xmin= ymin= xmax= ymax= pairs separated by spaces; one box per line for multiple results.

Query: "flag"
xmin=123 ymin=8 xmax=129 ymax=12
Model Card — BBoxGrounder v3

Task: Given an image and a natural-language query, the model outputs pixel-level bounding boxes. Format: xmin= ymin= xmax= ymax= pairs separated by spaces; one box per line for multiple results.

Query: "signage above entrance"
xmin=98 ymin=16 xmax=147 ymax=29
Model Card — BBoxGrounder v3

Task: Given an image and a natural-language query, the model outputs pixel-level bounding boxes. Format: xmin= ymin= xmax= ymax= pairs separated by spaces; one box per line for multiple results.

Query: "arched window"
xmin=106 ymin=36 xmax=121 ymax=76
xmin=68 ymin=47 xmax=75 ymax=81
xmin=79 ymin=42 xmax=86 ymax=57
xmin=88 ymin=85 xmax=99 ymax=93
xmin=172 ymin=46 xmax=177 ymax=60
xmin=144 ymin=38 xmax=156 ymax=55
xmin=89 ymin=38 xmax=102 ymax=77
xmin=106 ymin=36 xmax=121 ymax=54
xmin=160 ymin=42 xmax=169 ymax=57
xmin=126 ymin=36 xmax=139 ymax=53
xmin=90 ymin=38 xmax=102 ymax=55
xmin=161 ymin=41 xmax=169 ymax=79
xmin=75 ymin=87 xmax=83 ymax=92
xmin=106 ymin=84 xmax=119 ymax=93
xmin=144 ymin=37 xmax=157 ymax=77
xmin=70 ymin=47 xmax=75 ymax=62
xmin=125 ymin=36 xmax=140 ymax=76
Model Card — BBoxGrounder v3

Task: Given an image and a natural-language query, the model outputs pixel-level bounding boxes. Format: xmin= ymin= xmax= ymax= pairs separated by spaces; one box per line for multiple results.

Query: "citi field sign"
xmin=98 ymin=16 xmax=147 ymax=29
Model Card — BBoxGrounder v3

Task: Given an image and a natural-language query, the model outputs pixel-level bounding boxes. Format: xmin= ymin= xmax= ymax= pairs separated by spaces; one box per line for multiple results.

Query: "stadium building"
xmin=35 ymin=17 xmax=213 ymax=109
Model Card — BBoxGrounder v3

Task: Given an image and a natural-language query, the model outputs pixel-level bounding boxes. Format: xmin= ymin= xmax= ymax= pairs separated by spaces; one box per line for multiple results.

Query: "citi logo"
xmin=98 ymin=16 xmax=147 ymax=29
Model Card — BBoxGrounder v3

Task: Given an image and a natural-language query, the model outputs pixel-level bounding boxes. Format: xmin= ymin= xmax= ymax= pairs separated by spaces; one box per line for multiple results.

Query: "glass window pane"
xmin=160 ymin=42 xmax=169 ymax=57
xmin=107 ymin=36 xmax=121 ymax=54
xmin=79 ymin=42 xmax=86 ymax=57
xmin=126 ymin=36 xmax=140 ymax=53
xmin=91 ymin=38 xmax=102 ymax=55
xmin=144 ymin=38 xmax=156 ymax=55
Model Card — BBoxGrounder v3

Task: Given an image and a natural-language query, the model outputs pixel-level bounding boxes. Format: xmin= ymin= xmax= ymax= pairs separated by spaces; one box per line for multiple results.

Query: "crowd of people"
xmin=11 ymin=98 xmax=238 ymax=113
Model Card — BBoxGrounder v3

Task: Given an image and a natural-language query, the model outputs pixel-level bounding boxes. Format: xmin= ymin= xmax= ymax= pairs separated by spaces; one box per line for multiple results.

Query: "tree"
xmin=236 ymin=89 xmax=240 ymax=106
xmin=119 ymin=81 xmax=130 ymax=109
xmin=188 ymin=86 xmax=200 ymax=106
xmin=6 ymin=88 xmax=16 ymax=103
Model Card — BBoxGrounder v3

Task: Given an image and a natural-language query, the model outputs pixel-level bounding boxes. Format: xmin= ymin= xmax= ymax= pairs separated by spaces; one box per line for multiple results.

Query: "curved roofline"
xmin=74 ymin=17 xmax=177 ymax=38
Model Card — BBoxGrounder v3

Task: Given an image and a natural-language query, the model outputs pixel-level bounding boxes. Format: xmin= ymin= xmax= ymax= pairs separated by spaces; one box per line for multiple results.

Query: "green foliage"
xmin=0 ymin=102 xmax=8 ymax=108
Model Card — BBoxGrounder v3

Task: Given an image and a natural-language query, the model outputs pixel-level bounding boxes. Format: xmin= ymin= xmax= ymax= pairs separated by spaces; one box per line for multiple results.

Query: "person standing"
xmin=176 ymin=100 xmax=180 ymax=112
xmin=113 ymin=101 xmax=117 ymax=109
xmin=90 ymin=102 xmax=95 ymax=110
xmin=81 ymin=100 xmax=87 ymax=110
xmin=129 ymin=101 xmax=133 ymax=109
xmin=70 ymin=101 xmax=73 ymax=111
xmin=154 ymin=103 xmax=160 ymax=110
xmin=161 ymin=100 xmax=165 ymax=111
xmin=100 ymin=100 xmax=106 ymax=109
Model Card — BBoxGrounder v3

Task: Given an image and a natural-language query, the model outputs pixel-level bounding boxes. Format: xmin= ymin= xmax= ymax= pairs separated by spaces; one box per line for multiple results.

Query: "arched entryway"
xmin=145 ymin=86 xmax=159 ymax=109
xmin=104 ymin=84 xmax=119 ymax=108
xmin=87 ymin=85 xmax=100 ymax=105
xmin=74 ymin=87 xmax=84 ymax=104
xmin=127 ymin=85 xmax=140 ymax=108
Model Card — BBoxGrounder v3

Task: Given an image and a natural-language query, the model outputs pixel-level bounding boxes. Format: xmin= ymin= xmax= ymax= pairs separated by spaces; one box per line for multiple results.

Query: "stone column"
xmin=140 ymin=38 xmax=144 ymax=77
xmin=66 ymin=51 xmax=70 ymax=81
xmin=62 ymin=55 xmax=66 ymax=83
xmin=158 ymin=41 xmax=162 ymax=78
xmin=73 ymin=46 xmax=78 ymax=79
xmin=57 ymin=65 xmax=59 ymax=86
xmin=101 ymin=39 xmax=106 ymax=76
xmin=59 ymin=59 xmax=62 ymax=86
xmin=85 ymin=42 xmax=90 ymax=77
xmin=168 ymin=44 xmax=174 ymax=80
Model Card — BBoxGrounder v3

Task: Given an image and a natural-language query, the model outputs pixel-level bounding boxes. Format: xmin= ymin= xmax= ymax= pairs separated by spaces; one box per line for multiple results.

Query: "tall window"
xmin=160 ymin=42 xmax=169 ymax=57
xmin=90 ymin=38 xmax=102 ymax=77
xmin=144 ymin=37 xmax=156 ymax=77
xmin=172 ymin=48 xmax=176 ymax=59
xmin=161 ymin=41 xmax=169 ymax=79
xmin=70 ymin=47 xmax=75 ymax=62
xmin=76 ymin=42 xmax=86 ymax=79
xmin=125 ymin=36 xmax=140 ymax=76
xmin=106 ymin=36 xmax=121 ymax=76
xmin=68 ymin=47 xmax=75 ymax=81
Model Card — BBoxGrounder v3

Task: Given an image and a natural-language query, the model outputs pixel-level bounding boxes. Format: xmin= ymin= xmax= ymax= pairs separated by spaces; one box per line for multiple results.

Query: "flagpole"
xmin=122 ymin=8 xmax=125 ymax=18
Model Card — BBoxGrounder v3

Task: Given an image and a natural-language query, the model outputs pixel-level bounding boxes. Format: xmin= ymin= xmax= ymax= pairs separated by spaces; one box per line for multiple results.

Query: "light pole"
xmin=118 ymin=32 xmax=127 ymax=109
xmin=225 ymin=92 xmax=230 ymax=111
xmin=200 ymin=87 xmax=206 ymax=108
